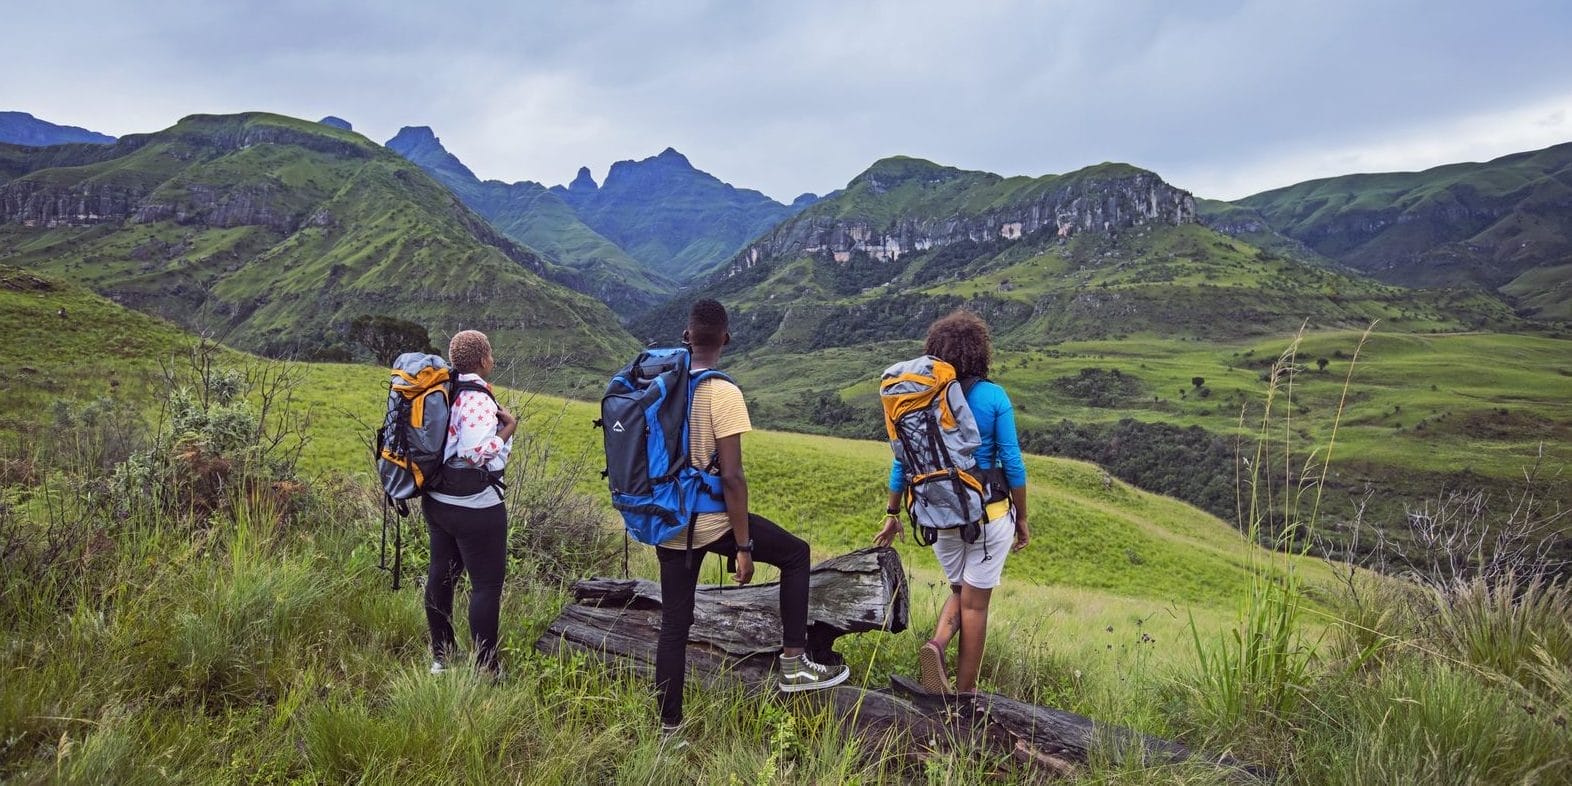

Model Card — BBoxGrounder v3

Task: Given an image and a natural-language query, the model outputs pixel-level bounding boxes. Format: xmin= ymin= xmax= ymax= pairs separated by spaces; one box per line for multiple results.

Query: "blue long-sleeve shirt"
xmin=888 ymin=379 xmax=1028 ymax=492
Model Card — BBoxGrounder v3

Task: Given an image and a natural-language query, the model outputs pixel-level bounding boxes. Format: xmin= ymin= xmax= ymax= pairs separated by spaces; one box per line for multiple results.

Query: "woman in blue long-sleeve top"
xmin=875 ymin=310 xmax=1031 ymax=694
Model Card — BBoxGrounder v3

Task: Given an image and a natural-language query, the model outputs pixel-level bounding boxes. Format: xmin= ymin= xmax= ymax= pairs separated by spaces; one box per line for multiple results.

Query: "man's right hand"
xmin=733 ymin=552 xmax=754 ymax=585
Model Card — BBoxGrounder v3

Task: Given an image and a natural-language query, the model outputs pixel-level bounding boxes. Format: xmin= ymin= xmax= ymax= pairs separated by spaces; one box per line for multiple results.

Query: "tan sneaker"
xmin=918 ymin=640 xmax=951 ymax=694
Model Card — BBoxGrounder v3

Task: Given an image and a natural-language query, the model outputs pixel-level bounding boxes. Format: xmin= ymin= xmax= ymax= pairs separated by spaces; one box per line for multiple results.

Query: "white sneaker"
xmin=777 ymin=653 xmax=851 ymax=693
xmin=430 ymin=660 xmax=447 ymax=675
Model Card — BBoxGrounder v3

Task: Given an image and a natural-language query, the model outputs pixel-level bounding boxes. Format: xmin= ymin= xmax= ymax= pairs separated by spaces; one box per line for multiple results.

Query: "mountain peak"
xmin=655 ymin=146 xmax=691 ymax=166
xmin=568 ymin=166 xmax=598 ymax=192
xmin=318 ymin=116 xmax=353 ymax=131
xmin=851 ymin=156 xmax=971 ymax=189
xmin=384 ymin=125 xmax=476 ymax=183
xmin=387 ymin=125 xmax=438 ymax=147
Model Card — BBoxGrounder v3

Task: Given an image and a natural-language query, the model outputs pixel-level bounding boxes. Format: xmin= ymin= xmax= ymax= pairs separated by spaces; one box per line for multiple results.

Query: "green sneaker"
xmin=777 ymin=653 xmax=850 ymax=693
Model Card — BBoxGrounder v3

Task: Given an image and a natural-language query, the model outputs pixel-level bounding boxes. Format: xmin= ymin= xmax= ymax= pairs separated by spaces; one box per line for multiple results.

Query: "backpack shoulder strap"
xmin=449 ymin=379 xmax=496 ymax=405
xmin=960 ymin=376 xmax=988 ymax=398
xmin=689 ymin=368 xmax=734 ymax=390
xmin=688 ymin=369 xmax=736 ymax=473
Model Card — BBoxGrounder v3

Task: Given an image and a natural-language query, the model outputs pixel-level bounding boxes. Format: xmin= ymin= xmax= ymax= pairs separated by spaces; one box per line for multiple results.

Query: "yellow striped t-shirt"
xmin=658 ymin=375 xmax=750 ymax=549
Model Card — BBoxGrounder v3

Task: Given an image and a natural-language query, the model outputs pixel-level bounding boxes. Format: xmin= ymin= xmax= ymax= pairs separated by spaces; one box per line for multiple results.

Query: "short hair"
xmin=687 ymin=299 xmax=729 ymax=349
xmin=923 ymin=310 xmax=991 ymax=379
xmin=448 ymin=330 xmax=492 ymax=374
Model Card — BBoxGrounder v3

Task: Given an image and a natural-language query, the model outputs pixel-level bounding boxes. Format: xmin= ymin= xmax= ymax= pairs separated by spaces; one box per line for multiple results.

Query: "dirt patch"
xmin=0 ymin=267 xmax=58 ymax=293
xmin=1451 ymin=409 xmax=1567 ymax=441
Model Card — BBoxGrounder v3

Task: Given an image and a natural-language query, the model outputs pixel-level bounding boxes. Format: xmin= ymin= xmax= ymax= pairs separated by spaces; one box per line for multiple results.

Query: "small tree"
xmin=1316 ymin=357 xmax=1329 ymax=372
xmin=1191 ymin=376 xmax=1205 ymax=389
xmin=349 ymin=315 xmax=437 ymax=366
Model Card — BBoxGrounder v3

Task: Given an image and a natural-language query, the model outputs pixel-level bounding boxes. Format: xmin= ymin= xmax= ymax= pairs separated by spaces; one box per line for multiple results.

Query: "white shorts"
xmin=932 ymin=508 xmax=1015 ymax=590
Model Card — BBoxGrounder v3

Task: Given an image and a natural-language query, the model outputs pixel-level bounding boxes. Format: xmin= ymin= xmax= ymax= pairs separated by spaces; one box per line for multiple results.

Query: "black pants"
xmin=421 ymin=497 xmax=507 ymax=672
xmin=655 ymin=512 xmax=810 ymax=725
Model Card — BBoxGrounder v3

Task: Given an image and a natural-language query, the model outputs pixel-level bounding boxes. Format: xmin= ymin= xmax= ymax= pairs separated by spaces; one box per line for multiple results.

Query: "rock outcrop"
xmin=724 ymin=162 xmax=1195 ymax=277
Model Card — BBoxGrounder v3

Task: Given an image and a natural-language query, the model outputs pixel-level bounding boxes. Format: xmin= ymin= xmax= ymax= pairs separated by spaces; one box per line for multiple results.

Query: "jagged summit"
xmin=384 ymin=125 xmax=477 ymax=183
xmin=549 ymin=147 xmax=809 ymax=281
xmin=567 ymin=166 xmax=598 ymax=192
xmin=654 ymin=146 xmax=691 ymax=165
xmin=386 ymin=125 xmax=438 ymax=145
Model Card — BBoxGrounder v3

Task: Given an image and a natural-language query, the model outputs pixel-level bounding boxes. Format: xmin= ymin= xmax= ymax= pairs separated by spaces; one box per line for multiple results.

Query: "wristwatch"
xmin=885 ymin=507 xmax=900 ymax=517
xmin=736 ymin=538 xmax=754 ymax=553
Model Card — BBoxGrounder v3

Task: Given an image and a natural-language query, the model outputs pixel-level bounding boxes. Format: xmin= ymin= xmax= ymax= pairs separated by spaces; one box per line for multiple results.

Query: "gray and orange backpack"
xmin=880 ymin=355 xmax=991 ymax=545
xmin=373 ymin=352 xmax=498 ymax=587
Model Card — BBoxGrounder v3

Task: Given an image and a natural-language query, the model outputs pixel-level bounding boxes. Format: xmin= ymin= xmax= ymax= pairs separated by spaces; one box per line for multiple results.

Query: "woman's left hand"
xmin=874 ymin=515 xmax=904 ymax=548
xmin=1013 ymin=517 xmax=1030 ymax=552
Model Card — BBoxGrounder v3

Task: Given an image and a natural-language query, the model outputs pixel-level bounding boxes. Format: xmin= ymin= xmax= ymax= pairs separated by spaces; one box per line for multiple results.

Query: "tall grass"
xmin=6 ymin=342 xmax=1571 ymax=783
xmin=1180 ymin=324 xmax=1360 ymax=750
xmin=1177 ymin=323 xmax=1572 ymax=783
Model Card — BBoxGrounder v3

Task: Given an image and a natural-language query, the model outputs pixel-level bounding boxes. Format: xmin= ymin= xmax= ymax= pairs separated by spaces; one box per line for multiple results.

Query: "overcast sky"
xmin=9 ymin=0 xmax=1572 ymax=201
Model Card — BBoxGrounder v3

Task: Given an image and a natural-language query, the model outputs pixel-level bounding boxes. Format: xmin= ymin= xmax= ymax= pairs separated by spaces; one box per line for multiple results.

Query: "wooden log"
xmin=888 ymin=675 xmax=1269 ymax=779
xmin=540 ymin=546 xmax=907 ymax=674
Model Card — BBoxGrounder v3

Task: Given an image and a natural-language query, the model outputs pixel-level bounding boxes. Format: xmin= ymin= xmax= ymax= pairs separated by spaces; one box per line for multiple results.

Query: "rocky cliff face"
xmin=1 ymin=114 xmax=377 ymax=231
xmin=724 ymin=168 xmax=1195 ymax=276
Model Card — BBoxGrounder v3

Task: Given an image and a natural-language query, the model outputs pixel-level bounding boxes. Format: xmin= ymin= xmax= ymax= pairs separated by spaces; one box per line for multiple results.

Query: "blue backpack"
xmin=597 ymin=347 xmax=732 ymax=548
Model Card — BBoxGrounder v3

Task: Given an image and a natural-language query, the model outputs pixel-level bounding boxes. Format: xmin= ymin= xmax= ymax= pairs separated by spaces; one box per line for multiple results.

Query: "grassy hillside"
xmin=6 ymin=270 xmax=1569 ymax=783
xmin=726 ymin=327 xmax=1572 ymax=561
xmin=1223 ymin=141 xmax=1572 ymax=317
xmin=0 ymin=112 xmax=638 ymax=380
xmin=630 ymin=153 xmax=1555 ymax=568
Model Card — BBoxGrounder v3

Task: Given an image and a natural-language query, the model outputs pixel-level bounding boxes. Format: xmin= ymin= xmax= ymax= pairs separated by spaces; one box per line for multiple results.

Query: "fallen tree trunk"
xmin=538 ymin=546 xmax=908 ymax=681
xmin=535 ymin=546 xmax=1266 ymax=780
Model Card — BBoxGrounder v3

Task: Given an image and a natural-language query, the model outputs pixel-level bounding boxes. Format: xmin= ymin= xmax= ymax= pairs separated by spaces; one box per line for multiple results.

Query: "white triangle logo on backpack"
xmin=612 ymin=420 xmax=625 ymax=433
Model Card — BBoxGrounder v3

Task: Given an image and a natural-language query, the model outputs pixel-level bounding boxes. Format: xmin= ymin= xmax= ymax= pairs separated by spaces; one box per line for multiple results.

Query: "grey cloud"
xmin=8 ymin=0 xmax=1572 ymax=201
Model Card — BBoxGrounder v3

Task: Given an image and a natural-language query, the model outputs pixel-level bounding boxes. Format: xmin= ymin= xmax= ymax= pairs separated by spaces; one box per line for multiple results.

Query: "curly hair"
xmin=923 ymin=310 xmax=991 ymax=379
xmin=448 ymin=330 xmax=492 ymax=374
xmin=687 ymin=298 xmax=729 ymax=349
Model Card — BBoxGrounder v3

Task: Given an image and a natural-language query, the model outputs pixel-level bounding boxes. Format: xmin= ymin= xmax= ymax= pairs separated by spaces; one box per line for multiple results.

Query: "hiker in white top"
xmin=421 ymin=330 xmax=516 ymax=676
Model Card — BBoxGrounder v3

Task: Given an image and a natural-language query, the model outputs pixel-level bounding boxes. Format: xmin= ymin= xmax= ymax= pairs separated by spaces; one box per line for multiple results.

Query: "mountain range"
xmin=2 ymin=107 xmax=1566 ymax=559
xmin=0 ymin=112 xmax=636 ymax=378
xmin=548 ymin=148 xmax=816 ymax=283
xmin=385 ymin=126 xmax=674 ymax=314
xmin=630 ymin=155 xmax=1519 ymax=352
xmin=1200 ymin=142 xmax=1572 ymax=320
xmin=0 ymin=111 xmax=115 ymax=147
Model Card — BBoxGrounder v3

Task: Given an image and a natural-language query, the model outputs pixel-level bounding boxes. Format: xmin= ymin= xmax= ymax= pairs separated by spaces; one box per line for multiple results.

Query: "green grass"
xmin=5 ymin=272 xmax=1571 ymax=783
xmin=731 ymin=326 xmax=1572 ymax=544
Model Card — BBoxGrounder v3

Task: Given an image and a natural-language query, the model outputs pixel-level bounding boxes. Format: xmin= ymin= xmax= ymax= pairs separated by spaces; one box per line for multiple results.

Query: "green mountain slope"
xmin=0 ymin=112 xmax=637 ymax=378
xmin=550 ymin=148 xmax=814 ymax=283
xmin=0 ymin=263 xmax=1317 ymax=607
xmin=628 ymin=156 xmax=1561 ymax=563
xmin=385 ymin=126 xmax=674 ymax=314
xmin=635 ymin=156 xmax=1514 ymax=352
xmin=1218 ymin=142 xmax=1572 ymax=319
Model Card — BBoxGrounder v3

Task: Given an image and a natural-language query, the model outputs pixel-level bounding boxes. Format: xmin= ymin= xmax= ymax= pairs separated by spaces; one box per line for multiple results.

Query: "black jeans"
xmin=655 ymin=512 xmax=810 ymax=725
xmin=421 ymin=497 xmax=507 ymax=672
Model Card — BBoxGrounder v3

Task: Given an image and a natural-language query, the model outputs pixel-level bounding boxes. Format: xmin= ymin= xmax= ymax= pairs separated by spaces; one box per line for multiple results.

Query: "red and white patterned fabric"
xmin=427 ymin=372 xmax=512 ymax=508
